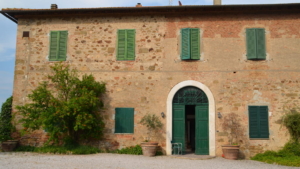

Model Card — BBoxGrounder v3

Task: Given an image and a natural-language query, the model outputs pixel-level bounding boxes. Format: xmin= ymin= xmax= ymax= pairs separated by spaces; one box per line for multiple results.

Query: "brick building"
xmin=1 ymin=2 xmax=300 ymax=158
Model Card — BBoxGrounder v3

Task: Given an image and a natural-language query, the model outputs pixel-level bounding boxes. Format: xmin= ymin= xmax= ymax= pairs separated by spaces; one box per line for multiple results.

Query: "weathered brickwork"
xmin=11 ymin=11 xmax=300 ymax=158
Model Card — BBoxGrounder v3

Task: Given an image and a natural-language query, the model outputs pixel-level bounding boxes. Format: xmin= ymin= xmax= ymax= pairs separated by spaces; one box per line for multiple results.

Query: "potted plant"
xmin=0 ymin=97 xmax=18 ymax=152
xmin=139 ymin=113 xmax=163 ymax=157
xmin=221 ymin=113 xmax=244 ymax=160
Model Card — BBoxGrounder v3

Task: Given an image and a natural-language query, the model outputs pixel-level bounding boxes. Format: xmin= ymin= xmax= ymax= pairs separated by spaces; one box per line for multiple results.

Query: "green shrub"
xmin=282 ymin=109 xmax=300 ymax=143
xmin=0 ymin=96 xmax=13 ymax=142
xmin=282 ymin=142 xmax=300 ymax=156
xmin=16 ymin=63 xmax=106 ymax=145
xmin=117 ymin=145 xmax=142 ymax=155
xmin=251 ymin=142 xmax=300 ymax=167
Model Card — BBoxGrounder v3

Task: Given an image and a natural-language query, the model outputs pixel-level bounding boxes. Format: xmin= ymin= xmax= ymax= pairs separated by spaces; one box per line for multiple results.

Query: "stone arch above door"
xmin=166 ymin=80 xmax=216 ymax=156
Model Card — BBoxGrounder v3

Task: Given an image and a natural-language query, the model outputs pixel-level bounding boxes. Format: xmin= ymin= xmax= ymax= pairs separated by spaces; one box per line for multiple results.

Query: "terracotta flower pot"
xmin=221 ymin=145 xmax=240 ymax=160
xmin=141 ymin=142 xmax=158 ymax=157
xmin=1 ymin=140 xmax=18 ymax=152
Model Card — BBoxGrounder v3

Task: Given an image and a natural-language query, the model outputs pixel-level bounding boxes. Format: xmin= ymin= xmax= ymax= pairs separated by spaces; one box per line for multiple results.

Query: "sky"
xmin=0 ymin=0 xmax=300 ymax=105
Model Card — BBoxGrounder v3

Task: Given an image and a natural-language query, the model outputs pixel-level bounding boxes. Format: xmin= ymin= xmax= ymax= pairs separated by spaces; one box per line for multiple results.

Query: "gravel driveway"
xmin=0 ymin=152 xmax=298 ymax=169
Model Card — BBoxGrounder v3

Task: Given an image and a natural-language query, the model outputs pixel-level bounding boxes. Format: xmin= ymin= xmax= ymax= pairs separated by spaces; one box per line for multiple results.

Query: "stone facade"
xmin=6 ymin=5 xmax=300 ymax=158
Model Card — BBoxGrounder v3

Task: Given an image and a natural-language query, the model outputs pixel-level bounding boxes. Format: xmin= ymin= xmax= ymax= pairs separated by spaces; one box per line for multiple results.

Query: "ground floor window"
xmin=115 ymin=108 xmax=134 ymax=133
xmin=248 ymin=106 xmax=269 ymax=139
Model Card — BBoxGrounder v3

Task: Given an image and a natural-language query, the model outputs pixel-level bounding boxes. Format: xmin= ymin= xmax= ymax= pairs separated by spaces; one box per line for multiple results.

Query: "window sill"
xmin=249 ymin=138 xmax=269 ymax=140
xmin=116 ymin=60 xmax=135 ymax=61
xmin=49 ymin=60 xmax=67 ymax=61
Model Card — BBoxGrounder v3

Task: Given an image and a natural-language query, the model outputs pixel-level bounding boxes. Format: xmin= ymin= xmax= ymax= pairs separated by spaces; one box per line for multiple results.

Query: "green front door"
xmin=172 ymin=87 xmax=209 ymax=155
xmin=195 ymin=104 xmax=209 ymax=155
xmin=172 ymin=105 xmax=185 ymax=154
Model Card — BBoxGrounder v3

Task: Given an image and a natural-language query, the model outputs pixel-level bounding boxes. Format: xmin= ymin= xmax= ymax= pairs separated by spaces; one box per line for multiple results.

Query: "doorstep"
xmin=169 ymin=154 xmax=216 ymax=160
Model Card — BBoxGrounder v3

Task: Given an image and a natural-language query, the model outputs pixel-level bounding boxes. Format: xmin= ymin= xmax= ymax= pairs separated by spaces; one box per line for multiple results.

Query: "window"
xmin=115 ymin=108 xmax=134 ymax=133
xmin=117 ymin=29 xmax=135 ymax=60
xmin=23 ymin=31 xmax=29 ymax=37
xmin=246 ymin=28 xmax=266 ymax=60
xmin=49 ymin=31 xmax=68 ymax=61
xmin=181 ymin=28 xmax=200 ymax=60
xmin=249 ymin=106 xmax=269 ymax=139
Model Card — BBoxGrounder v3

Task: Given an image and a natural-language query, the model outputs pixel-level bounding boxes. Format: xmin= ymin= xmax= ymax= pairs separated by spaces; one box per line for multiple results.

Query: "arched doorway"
xmin=166 ymin=80 xmax=215 ymax=156
xmin=172 ymin=87 xmax=208 ymax=154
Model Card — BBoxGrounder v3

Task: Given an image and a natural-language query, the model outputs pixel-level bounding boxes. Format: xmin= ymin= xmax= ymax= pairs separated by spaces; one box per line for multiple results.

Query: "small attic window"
xmin=23 ymin=31 xmax=29 ymax=37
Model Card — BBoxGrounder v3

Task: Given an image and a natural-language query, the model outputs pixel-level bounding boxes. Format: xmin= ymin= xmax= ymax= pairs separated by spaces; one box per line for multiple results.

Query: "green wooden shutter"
xmin=126 ymin=30 xmax=135 ymax=60
xmin=190 ymin=28 xmax=200 ymax=60
xmin=117 ymin=30 xmax=126 ymax=60
xmin=124 ymin=108 xmax=134 ymax=133
xmin=249 ymin=106 xmax=259 ymax=138
xmin=115 ymin=108 xmax=123 ymax=133
xmin=115 ymin=108 xmax=134 ymax=133
xmin=57 ymin=31 xmax=68 ymax=61
xmin=49 ymin=31 xmax=59 ymax=61
xmin=181 ymin=28 xmax=190 ymax=60
xmin=195 ymin=104 xmax=209 ymax=155
xmin=249 ymin=106 xmax=269 ymax=138
xmin=172 ymin=105 xmax=185 ymax=154
xmin=246 ymin=29 xmax=257 ymax=60
xmin=256 ymin=29 xmax=266 ymax=60
xmin=259 ymin=106 xmax=269 ymax=138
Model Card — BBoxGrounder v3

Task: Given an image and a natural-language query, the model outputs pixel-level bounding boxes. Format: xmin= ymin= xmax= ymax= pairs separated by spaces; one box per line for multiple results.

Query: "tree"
xmin=139 ymin=114 xmax=163 ymax=141
xmin=0 ymin=96 xmax=13 ymax=142
xmin=16 ymin=63 xmax=106 ymax=145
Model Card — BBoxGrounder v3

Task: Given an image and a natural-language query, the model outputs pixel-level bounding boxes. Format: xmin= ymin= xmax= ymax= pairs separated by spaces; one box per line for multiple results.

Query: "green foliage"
xmin=282 ymin=142 xmax=300 ymax=156
xmin=139 ymin=114 xmax=163 ymax=141
xmin=282 ymin=109 xmax=300 ymax=143
xmin=155 ymin=151 xmax=164 ymax=156
xmin=35 ymin=145 xmax=100 ymax=154
xmin=0 ymin=96 xmax=13 ymax=142
xmin=16 ymin=63 xmax=106 ymax=144
xmin=251 ymin=142 xmax=300 ymax=167
xmin=117 ymin=145 xmax=143 ymax=155
xmin=15 ymin=145 xmax=36 ymax=152
xmin=15 ymin=145 xmax=100 ymax=154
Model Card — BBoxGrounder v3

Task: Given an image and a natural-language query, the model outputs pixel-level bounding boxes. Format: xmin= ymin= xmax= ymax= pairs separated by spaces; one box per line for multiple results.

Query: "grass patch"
xmin=251 ymin=142 xmax=300 ymax=167
xmin=155 ymin=151 xmax=164 ymax=156
xmin=117 ymin=145 xmax=142 ymax=155
xmin=15 ymin=144 xmax=165 ymax=156
xmin=116 ymin=145 xmax=164 ymax=156
xmin=15 ymin=145 xmax=36 ymax=152
xmin=15 ymin=145 xmax=101 ymax=155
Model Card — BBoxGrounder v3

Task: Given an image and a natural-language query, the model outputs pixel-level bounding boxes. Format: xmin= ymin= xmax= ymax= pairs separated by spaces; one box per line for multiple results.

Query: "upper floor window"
xmin=246 ymin=28 xmax=266 ymax=60
xmin=117 ymin=29 xmax=135 ymax=61
xmin=181 ymin=28 xmax=200 ymax=60
xmin=49 ymin=31 xmax=68 ymax=61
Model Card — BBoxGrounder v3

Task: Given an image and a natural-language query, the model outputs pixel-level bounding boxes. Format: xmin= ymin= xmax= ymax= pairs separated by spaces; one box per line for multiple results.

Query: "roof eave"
xmin=2 ymin=3 xmax=300 ymax=24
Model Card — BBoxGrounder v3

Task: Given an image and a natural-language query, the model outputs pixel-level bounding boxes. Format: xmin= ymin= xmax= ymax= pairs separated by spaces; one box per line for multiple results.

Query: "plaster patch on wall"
xmin=253 ymin=90 xmax=264 ymax=102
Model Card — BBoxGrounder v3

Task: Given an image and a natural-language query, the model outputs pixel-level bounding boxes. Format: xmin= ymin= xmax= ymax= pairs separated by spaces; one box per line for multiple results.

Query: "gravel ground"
xmin=0 ymin=152 xmax=299 ymax=169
